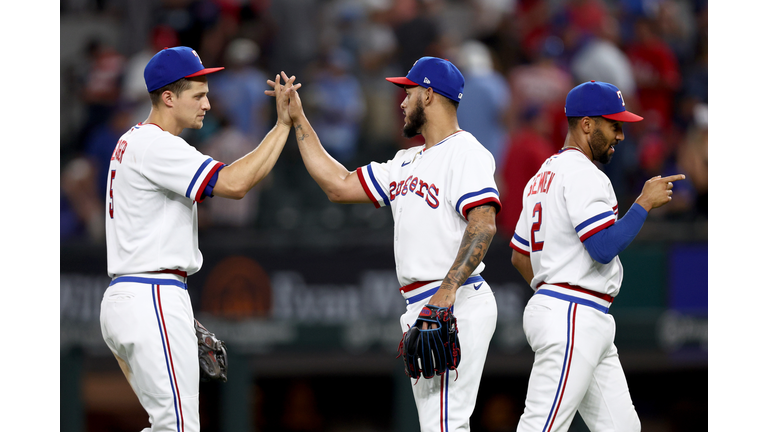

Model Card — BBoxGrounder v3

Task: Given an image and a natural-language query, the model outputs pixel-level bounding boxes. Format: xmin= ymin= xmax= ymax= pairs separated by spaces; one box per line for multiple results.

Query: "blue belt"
xmin=110 ymin=276 xmax=188 ymax=290
xmin=535 ymin=289 xmax=609 ymax=314
xmin=407 ymin=275 xmax=485 ymax=304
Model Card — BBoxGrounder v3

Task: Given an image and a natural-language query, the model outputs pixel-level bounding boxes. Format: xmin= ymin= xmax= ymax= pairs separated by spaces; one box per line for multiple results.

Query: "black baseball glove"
xmin=397 ymin=305 xmax=461 ymax=380
xmin=194 ymin=319 xmax=228 ymax=383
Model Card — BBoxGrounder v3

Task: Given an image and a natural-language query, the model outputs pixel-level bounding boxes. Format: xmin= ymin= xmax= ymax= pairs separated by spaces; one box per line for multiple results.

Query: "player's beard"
xmin=402 ymin=99 xmax=426 ymax=138
xmin=589 ymin=128 xmax=614 ymax=164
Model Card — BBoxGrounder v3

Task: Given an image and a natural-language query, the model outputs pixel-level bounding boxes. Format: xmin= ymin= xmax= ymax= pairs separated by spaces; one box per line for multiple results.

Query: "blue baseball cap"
xmin=386 ymin=57 xmax=465 ymax=103
xmin=565 ymin=80 xmax=643 ymax=122
xmin=144 ymin=46 xmax=224 ymax=92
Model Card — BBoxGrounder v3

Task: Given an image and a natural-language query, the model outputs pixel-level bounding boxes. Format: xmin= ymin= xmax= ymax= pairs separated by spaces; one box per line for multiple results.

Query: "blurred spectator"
xmin=61 ymin=191 xmax=84 ymax=241
xmin=455 ymin=39 xmax=512 ymax=165
xmin=155 ymin=0 xmax=223 ymax=56
xmin=355 ymin=3 xmax=400 ymax=153
xmin=268 ymin=0 xmax=322 ymax=80
xmin=61 ymin=156 xmax=104 ymax=244
xmin=387 ymin=0 xmax=446 ymax=150
xmin=356 ymin=3 xmax=398 ymax=74
xmin=675 ymin=12 xmax=707 ymax=129
xmin=207 ymin=38 xmax=272 ymax=141
xmin=303 ymin=47 xmax=367 ymax=163
xmin=631 ymin=121 xmax=697 ymax=219
xmin=507 ymin=36 xmax=572 ymax=120
xmin=656 ymin=0 xmax=698 ymax=66
xmin=511 ymin=0 xmax=553 ymax=61
xmin=571 ymin=15 xmax=637 ymax=101
xmin=477 ymin=7 xmax=527 ymax=74
xmin=676 ymin=103 xmax=707 ymax=218
xmin=497 ymin=105 xmax=557 ymax=237
xmin=391 ymin=0 xmax=444 ymax=73
xmin=560 ymin=0 xmax=610 ymax=39
xmin=61 ymin=105 xmax=134 ymax=243
xmin=59 ymin=0 xmax=709 ymax=245
xmin=77 ymin=38 xmax=126 ymax=148
xmin=468 ymin=0 xmax=517 ymax=42
xmin=318 ymin=0 xmax=367 ymax=67
xmin=625 ymin=15 xmax=682 ymax=131
xmin=506 ymin=35 xmax=572 ymax=152
xmin=197 ymin=115 xmax=266 ymax=229
xmin=121 ymin=25 xmax=180 ymax=126
xmin=83 ymin=105 xmax=135 ymax=197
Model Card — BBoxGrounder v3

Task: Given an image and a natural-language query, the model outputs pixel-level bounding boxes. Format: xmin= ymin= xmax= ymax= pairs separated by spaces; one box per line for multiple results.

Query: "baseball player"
xmin=266 ymin=58 xmax=501 ymax=431
xmin=99 ymin=46 xmax=299 ymax=432
xmin=509 ymin=80 xmax=685 ymax=431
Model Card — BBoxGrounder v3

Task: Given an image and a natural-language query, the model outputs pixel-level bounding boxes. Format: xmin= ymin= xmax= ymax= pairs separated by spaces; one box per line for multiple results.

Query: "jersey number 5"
xmin=109 ymin=170 xmax=116 ymax=218
xmin=531 ymin=202 xmax=544 ymax=252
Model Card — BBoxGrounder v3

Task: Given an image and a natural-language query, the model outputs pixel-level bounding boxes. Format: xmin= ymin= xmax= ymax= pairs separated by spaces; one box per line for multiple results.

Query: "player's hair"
xmin=567 ymin=116 xmax=602 ymax=130
xmin=444 ymin=97 xmax=459 ymax=111
xmin=419 ymin=86 xmax=459 ymax=111
xmin=149 ymin=78 xmax=194 ymax=106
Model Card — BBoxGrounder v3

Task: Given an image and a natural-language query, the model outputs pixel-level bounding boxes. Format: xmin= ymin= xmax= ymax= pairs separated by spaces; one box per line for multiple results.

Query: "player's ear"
xmin=423 ymin=87 xmax=434 ymax=106
xmin=162 ymin=90 xmax=175 ymax=107
xmin=580 ymin=116 xmax=593 ymax=134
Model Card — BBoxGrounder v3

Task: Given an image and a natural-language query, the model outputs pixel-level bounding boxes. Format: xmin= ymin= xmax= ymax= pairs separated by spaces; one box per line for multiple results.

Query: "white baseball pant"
xmin=100 ymin=274 xmax=200 ymax=432
xmin=516 ymin=290 xmax=641 ymax=432
xmin=400 ymin=278 xmax=498 ymax=432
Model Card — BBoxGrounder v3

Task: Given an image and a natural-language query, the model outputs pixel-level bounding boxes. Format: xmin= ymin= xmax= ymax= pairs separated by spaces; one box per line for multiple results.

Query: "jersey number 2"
xmin=531 ymin=202 xmax=544 ymax=252
xmin=109 ymin=170 xmax=116 ymax=219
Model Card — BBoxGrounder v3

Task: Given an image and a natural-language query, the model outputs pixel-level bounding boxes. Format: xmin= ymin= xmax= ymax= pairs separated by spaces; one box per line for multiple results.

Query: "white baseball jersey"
xmin=358 ymin=129 xmax=500 ymax=432
xmin=101 ymin=121 xmax=224 ymax=432
xmin=356 ymin=130 xmax=501 ymax=287
xmin=510 ymin=148 xmax=623 ymax=296
xmin=105 ymin=122 xmax=225 ymax=278
xmin=510 ymin=147 xmax=641 ymax=432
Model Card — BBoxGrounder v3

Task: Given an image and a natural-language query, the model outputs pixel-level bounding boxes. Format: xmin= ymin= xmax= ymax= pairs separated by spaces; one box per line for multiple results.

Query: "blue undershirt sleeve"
xmin=583 ymin=203 xmax=648 ymax=264
xmin=202 ymin=164 xmax=226 ymax=199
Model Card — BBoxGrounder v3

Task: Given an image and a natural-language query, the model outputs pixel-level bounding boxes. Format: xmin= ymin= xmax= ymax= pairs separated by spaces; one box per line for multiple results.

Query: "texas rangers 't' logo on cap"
xmin=191 ymin=49 xmax=203 ymax=65
xmin=564 ymin=80 xmax=643 ymax=122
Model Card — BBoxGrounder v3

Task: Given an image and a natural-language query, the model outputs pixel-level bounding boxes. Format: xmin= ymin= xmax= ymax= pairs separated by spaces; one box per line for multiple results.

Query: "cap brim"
xmin=185 ymin=67 xmax=225 ymax=78
xmin=603 ymin=110 xmax=643 ymax=122
xmin=386 ymin=76 xmax=418 ymax=87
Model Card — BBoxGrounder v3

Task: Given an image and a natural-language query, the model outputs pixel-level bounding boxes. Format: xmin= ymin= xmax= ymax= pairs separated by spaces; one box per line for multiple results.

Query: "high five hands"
xmin=265 ymin=71 xmax=303 ymax=127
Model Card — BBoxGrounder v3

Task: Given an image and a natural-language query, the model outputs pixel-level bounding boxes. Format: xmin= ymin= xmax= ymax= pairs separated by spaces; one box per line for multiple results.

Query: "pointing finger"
xmin=660 ymin=174 xmax=686 ymax=183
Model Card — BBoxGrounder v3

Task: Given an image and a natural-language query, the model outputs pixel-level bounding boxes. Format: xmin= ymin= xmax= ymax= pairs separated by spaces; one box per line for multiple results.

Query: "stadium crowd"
xmin=60 ymin=0 xmax=708 ymax=243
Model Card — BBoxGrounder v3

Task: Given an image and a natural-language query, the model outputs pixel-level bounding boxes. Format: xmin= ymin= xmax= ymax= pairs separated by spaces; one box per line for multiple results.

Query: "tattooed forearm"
xmin=294 ymin=124 xmax=309 ymax=142
xmin=440 ymin=205 xmax=497 ymax=292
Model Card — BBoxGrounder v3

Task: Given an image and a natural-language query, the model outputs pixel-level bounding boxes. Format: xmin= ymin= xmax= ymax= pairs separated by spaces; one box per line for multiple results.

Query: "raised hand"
xmin=265 ymin=72 xmax=301 ymax=128
xmin=635 ymin=174 xmax=686 ymax=211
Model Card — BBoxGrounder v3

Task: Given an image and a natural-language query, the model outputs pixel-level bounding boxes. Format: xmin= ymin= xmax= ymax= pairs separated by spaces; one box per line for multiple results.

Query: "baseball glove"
xmin=194 ymin=319 xmax=228 ymax=383
xmin=397 ymin=305 xmax=461 ymax=380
